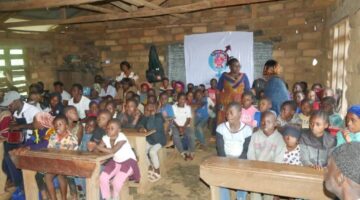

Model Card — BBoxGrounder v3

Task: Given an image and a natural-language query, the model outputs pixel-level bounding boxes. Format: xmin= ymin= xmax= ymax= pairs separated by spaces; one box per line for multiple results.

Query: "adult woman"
xmin=263 ymin=59 xmax=289 ymax=115
xmin=115 ymin=61 xmax=139 ymax=83
xmin=217 ymin=58 xmax=250 ymax=124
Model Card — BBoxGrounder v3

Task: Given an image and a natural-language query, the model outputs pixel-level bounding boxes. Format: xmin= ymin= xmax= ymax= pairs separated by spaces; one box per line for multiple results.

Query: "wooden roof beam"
xmin=76 ymin=4 xmax=117 ymax=13
xmin=0 ymin=0 xmax=106 ymax=11
xmin=111 ymin=1 xmax=138 ymax=12
xmin=130 ymin=0 xmax=187 ymax=18
xmin=1 ymin=0 xmax=282 ymax=27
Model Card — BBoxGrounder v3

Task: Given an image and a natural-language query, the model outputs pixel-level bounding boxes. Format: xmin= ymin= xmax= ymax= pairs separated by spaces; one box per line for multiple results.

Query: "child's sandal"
xmin=149 ymin=172 xmax=161 ymax=182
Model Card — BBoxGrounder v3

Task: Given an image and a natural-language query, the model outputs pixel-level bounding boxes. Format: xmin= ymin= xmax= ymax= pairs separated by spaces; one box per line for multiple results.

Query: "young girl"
xmin=139 ymin=83 xmax=150 ymax=104
xmin=299 ymin=111 xmax=336 ymax=169
xmin=64 ymin=106 xmax=84 ymax=145
xmin=45 ymin=115 xmax=79 ymax=200
xmin=88 ymin=119 xmax=140 ymax=200
xmin=48 ymin=92 xmax=64 ymax=117
xmin=137 ymin=103 xmax=166 ymax=182
xmin=117 ymin=99 xmax=142 ymax=129
xmin=282 ymin=126 xmax=302 ymax=165
xmin=86 ymin=101 xmax=99 ymax=118
xmin=240 ymin=91 xmax=258 ymax=128
xmin=277 ymin=101 xmax=301 ymax=130
xmin=307 ymin=90 xmax=320 ymax=110
xmin=321 ymin=96 xmax=344 ymax=130
xmin=216 ymin=102 xmax=252 ymax=200
xmin=193 ymin=89 xmax=210 ymax=148
xmin=105 ymin=101 xmax=118 ymax=119
xmin=336 ymin=105 xmax=360 ymax=146
xmin=172 ymin=93 xmax=195 ymax=160
xmin=297 ymin=99 xmax=312 ymax=129
xmin=207 ymin=78 xmax=218 ymax=104
xmin=294 ymin=91 xmax=305 ymax=113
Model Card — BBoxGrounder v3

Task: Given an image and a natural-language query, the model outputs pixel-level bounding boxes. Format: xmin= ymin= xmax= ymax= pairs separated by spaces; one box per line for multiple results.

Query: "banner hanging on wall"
xmin=184 ymin=31 xmax=254 ymax=86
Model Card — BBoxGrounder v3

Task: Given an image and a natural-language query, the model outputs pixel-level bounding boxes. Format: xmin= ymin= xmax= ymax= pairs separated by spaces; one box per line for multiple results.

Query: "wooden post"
xmin=158 ymin=148 xmax=167 ymax=177
xmin=22 ymin=170 xmax=38 ymax=200
xmin=86 ymin=163 xmax=101 ymax=200
xmin=210 ymin=185 xmax=220 ymax=200
xmin=134 ymin=136 xmax=149 ymax=193
xmin=0 ymin=140 xmax=6 ymax=195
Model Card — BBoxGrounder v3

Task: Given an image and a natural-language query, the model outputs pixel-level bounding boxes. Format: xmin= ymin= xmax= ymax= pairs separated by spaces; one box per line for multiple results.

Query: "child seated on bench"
xmin=88 ymin=119 xmax=140 ymax=200
xmin=45 ymin=115 xmax=79 ymax=200
xmin=216 ymin=102 xmax=252 ymax=200
xmin=247 ymin=111 xmax=286 ymax=200
xmin=137 ymin=103 xmax=167 ymax=182
xmin=336 ymin=105 xmax=360 ymax=146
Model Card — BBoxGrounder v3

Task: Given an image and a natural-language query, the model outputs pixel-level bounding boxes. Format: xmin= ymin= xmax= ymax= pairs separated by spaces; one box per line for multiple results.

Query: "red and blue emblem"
xmin=208 ymin=45 xmax=231 ymax=77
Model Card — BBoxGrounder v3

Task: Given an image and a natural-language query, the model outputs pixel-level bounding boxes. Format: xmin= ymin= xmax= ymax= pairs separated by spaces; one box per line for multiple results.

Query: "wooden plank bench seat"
xmin=200 ymin=156 xmax=334 ymax=200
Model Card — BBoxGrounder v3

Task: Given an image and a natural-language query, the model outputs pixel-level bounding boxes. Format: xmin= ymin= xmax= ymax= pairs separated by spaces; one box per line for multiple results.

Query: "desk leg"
xmin=86 ymin=164 xmax=100 ymax=200
xmin=210 ymin=185 xmax=220 ymax=200
xmin=134 ymin=137 xmax=149 ymax=193
xmin=158 ymin=148 xmax=167 ymax=177
xmin=22 ymin=170 xmax=38 ymax=200
xmin=0 ymin=142 xmax=6 ymax=194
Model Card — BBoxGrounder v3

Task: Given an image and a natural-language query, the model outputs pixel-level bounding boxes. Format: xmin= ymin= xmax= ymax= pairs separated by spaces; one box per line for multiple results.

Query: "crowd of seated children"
xmin=3 ymin=57 xmax=360 ymax=200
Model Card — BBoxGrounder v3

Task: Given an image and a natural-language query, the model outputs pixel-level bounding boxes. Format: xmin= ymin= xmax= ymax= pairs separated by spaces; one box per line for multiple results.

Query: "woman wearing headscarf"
xmin=263 ymin=59 xmax=289 ymax=115
xmin=216 ymin=58 xmax=250 ymax=124
xmin=336 ymin=105 xmax=360 ymax=146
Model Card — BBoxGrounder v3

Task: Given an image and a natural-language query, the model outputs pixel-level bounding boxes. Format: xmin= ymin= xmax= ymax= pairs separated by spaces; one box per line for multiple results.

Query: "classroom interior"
xmin=0 ymin=0 xmax=360 ymax=199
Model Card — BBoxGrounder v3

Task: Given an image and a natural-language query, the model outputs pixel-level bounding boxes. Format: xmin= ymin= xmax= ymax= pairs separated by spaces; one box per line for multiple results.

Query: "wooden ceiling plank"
xmin=0 ymin=0 xmax=106 ymax=12
xmin=1 ymin=0 xmax=282 ymax=27
xmin=111 ymin=1 xmax=138 ymax=12
xmin=121 ymin=0 xmax=143 ymax=7
xmin=132 ymin=0 xmax=187 ymax=18
xmin=76 ymin=4 xmax=117 ymax=13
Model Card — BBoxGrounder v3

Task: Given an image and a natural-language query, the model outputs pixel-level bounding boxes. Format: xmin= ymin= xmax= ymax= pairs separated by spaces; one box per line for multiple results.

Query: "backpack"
xmin=146 ymin=45 xmax=165 ymax=83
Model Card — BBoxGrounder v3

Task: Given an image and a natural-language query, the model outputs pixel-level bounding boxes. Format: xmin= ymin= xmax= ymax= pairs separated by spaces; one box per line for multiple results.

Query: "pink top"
xmin=241 ymin=105 xmax=258 ymax=128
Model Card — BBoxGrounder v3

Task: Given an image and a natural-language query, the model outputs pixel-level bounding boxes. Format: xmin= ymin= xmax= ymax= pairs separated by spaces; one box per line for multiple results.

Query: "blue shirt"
xmin=159 ymin=103 xmax=174 ymax=118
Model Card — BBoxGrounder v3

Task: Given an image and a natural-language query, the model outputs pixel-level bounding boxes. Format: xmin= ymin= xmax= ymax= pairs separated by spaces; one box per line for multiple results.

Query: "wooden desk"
xmin=11 ymin=149 xmax=114 ymax=200
xmin=122 ymin=128 xmax=156 ymax=193
xmin=0 ymin=137 xmax=6 ymax=195
xmin=200 ymin=157 xmax=333 ymax=200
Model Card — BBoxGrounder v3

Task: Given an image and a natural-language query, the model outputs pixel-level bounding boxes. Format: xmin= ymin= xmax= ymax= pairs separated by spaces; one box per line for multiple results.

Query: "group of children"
xmin=3 ymin=61 xmax=360 ymax=200
xmin=216 ymin=80 xmax=360 ymax=199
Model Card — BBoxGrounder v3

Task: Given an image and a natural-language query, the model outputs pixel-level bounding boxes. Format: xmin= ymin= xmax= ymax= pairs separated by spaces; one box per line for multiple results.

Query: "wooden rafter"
xmin=0 ymin=0 xmax=106 ymax=11
xmin=111 ymin=1 xmax=138 ymax=12
xmin=127 ymin=0 xmax=187 ymax=19
xmin=76 ymin=4 xmax=117 ymax=13
xmin=1 ymin=0 xmax=282 ymax=27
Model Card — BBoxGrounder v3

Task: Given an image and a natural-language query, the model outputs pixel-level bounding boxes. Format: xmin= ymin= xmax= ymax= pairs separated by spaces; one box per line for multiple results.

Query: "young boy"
xmin=248 ymin=111 xmax=286 ymax=200
xmin=282 ymin=126 xmax=302 ymax=165
xmin=117 ymin=98 xmax=142 ymax=128
xmin=277 ymin=100 xmax=301 ymax=130
xmin=254 ymin=97 xmax=273 ymax=128
xmin=89 ymin=110 xmax=112 ymax=144
xmin=321 ymin=96 xmax=344 ymax=129
xmin=296 ymin=99 xmax=312 ymax=129
xmin=137 ymin=103 xmax=167 ymax=182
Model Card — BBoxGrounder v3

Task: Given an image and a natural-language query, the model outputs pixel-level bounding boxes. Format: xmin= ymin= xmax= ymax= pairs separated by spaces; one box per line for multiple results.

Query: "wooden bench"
xmin=10 ymin=149 xmax=133 ymax=200
xmin=200 ymin=156 xmax=333 ymax=200
xmin=122 ymin=128 xmax=168 ymax=193
xmin=0 ymin=137 xmax=7 ymax=196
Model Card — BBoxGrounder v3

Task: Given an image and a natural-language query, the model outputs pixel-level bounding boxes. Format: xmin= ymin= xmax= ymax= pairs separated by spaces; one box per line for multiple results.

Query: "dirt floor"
xmin=133 ymin=144 xmax=216 ymax=200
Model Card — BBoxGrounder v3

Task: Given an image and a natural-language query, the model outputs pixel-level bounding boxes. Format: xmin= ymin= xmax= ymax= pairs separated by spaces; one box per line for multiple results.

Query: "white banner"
xmin=184 ymin=32 xmax=254 ymax=86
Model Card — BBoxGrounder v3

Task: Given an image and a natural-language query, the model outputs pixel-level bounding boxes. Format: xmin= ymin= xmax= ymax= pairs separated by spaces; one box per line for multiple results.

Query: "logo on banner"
xmin=208 ymin=45 xmax=231 ymax=77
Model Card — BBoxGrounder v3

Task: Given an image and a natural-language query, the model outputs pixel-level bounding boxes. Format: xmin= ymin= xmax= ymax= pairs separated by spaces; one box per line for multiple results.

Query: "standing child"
xmin=207 ymin=78 xmax=218 ymax=104
xmin=299 ymin=111 xmax=336 ymax=169
xmin=240 ymin=91 xmax=258 ymax=128
xmin=193 ymin=89 xmax=210 ymax=148
xmin=296 ymin=99 xmax=312 ymax=129
xmin=137 ymin=103 xmax=167 ymax=182
xmin=336 ymin=105 xmax=360 ymax=146
xmin=45 ymin=115 xmax=79 ymax=200
xmin=88 ymin=119 xmax=140 ymax=200
xmin=216 ymin=102 xmax=252 ymax=200
xmin=281 ymin=126 xmax=302 ymax=165
xmin=247 ymin=111 xmax=286 ymax=200
xmin=254 ymin=97 xmax=273 ymax=128
xmin=172 ymin=93 xmax=195 ymax=160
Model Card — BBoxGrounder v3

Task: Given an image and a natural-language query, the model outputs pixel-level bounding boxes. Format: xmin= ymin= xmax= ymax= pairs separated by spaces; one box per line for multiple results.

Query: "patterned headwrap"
xmin=174 ymin=81 xmax=185 ymax=92
xmin=348 ymin=105 xmax=360 ymax=117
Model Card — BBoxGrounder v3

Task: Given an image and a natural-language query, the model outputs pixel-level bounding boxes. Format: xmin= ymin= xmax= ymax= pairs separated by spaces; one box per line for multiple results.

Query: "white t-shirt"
xmin=102 ymin=132 xmax=137 ymax=163
xmin=68 ymin=95 xmax=91 ymax=119
xmin=99 ymin=85 xmax=117 ymax=98
xmin=172 ymin=103 xmax=192 ymax=127
xmin=115 ymin=71 xmax=139 ymax=82
xmin=13 ymin=102 xmax=41 ymax=138
xmin=61 ymin=90 xmax=71 ymax=101
xmin=216 ymin=122 xmax=252 ymax=158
